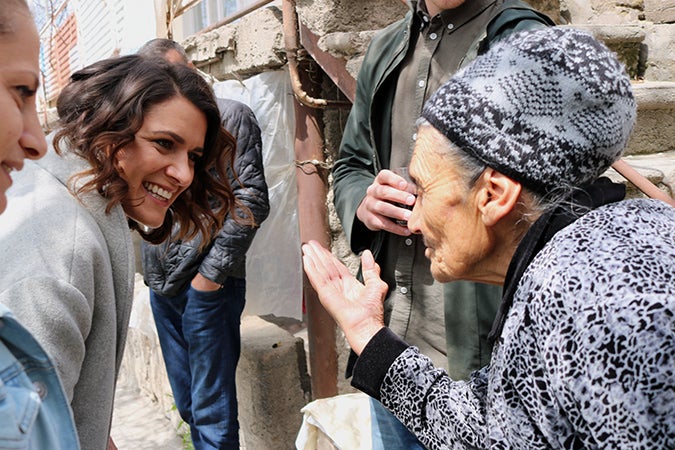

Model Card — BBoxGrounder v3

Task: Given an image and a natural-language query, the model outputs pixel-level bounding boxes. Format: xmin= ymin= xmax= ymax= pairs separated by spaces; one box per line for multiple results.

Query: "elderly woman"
xmin=302 ymin=27 xmax=675 ymax=449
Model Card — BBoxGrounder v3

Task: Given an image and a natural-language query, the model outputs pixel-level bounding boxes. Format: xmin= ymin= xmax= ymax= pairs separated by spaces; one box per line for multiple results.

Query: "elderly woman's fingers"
xmin=301 ymin=242 xmax=332 ymax=292
xmin=302 ymin=241 xmax=348 ymax=284
xmin=361 ymin=250 xmax=379 ymax=277
xmin=301 ymin=240 xmax=354 ymax=312
xmin=301 ymin=242 xmax=387 ymax=354
xmin=361 ymin=250 xmax=388 ymax=297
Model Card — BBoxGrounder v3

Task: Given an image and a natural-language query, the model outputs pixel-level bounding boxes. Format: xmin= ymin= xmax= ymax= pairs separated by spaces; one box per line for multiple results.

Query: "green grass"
xmin=169 ymin=399 xmax=194 ymax=450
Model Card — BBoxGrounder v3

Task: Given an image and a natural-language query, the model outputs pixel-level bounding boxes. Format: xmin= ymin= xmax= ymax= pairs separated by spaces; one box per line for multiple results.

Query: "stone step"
xmin=571 ymin=24 xmax=646 ymax=45
xmin=565 ymin=24 xmax=645 ymax=78
xmin=626 ymin=81 xmax=675 ymax=156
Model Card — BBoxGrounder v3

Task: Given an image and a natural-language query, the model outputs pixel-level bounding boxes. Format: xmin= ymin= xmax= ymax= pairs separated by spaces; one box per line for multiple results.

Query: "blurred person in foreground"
xmin=0 ymin=1 xmax=79 ymax=448
xmin=139 ymin=38 xmax=270 ymax=450
xmin=303 ymin=27 xmax=674 ymax=449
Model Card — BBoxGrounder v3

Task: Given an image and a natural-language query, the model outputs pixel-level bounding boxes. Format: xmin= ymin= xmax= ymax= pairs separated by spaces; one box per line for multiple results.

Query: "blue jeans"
xmin=150 ymin=277 xmax=246 ymax=450
xmin=370 ymin=397 xmax=426 ymax=450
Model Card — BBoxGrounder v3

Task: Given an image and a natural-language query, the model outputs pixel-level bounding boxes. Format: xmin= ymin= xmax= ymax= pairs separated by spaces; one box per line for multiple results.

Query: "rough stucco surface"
xmin=295 ymin=0 xmax=407 ymax=34
xmin=642 ymin=23 xmax=675 ymax=81
xmin=183 ymin=6 xmax=287 ymax=80
xmin=563 ymin=0 xmax=644 ymax=23
xmin=645 ymin=0 xmax=675 ymax=23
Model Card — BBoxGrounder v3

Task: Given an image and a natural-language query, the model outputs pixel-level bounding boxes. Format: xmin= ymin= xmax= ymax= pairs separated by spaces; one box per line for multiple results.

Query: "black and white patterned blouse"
xmin=352 ymin=199 xmax=675 ymax=449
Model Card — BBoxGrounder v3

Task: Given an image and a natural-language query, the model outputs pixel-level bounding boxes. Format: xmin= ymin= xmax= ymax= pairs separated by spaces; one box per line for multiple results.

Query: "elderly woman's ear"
xmin=476 ymin=168 xmax=522 ymax=227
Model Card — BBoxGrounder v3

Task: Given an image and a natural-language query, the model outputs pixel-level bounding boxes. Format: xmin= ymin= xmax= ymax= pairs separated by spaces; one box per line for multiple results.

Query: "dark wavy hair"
xmin=54 ymin=54 xmax=242 ymax=246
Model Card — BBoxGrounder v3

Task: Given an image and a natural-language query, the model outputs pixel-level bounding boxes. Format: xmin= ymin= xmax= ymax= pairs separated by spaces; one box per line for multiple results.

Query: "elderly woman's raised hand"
xmin=301 ymin=241 xmax=388 ymax=355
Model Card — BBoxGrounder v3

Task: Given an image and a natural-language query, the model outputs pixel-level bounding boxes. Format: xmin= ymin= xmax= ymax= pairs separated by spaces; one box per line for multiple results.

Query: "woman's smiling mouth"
xmin=143 ymin=182 xmax=172 ymax=201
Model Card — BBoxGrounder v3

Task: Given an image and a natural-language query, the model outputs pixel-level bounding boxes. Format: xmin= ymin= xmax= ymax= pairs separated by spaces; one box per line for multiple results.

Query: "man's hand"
xmin=191 ymin=273 xmax=221 ymax=292
xmin=356 ymin=169 xmax=416 ymax=236
xmin=302 ymin=241 xmax=388 ymax=355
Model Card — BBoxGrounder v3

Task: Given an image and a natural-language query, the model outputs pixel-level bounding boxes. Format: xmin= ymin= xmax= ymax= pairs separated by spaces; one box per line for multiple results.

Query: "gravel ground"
xmin=111 ymin=382 xmax=185 ymax=450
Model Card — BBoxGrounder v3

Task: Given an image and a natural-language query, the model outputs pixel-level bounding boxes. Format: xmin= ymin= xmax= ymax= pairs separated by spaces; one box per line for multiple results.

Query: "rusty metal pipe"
xmin=612 ymin=159 xmax=675 ymax=207
xmin=282 ymin=0 xmax=338 ymax=399
xmin=282 ymin=0 xmax=350 ymax=109
xmin=283 ymin=0 xmax=324 ymax=109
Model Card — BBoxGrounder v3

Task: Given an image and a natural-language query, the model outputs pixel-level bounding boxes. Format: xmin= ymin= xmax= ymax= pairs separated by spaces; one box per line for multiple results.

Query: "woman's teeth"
xmin=144 ymin=182 xmax=171 ymax=201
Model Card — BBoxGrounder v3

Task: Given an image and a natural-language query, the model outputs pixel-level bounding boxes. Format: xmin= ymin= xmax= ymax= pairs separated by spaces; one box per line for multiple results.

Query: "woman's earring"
xmin=114 ymin=160 xmax=124 ymax=175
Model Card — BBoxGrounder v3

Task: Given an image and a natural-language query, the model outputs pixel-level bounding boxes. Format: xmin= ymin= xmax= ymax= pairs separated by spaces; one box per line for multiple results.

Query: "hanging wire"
xmin=295 ymin=159 xmax=332 ymax=175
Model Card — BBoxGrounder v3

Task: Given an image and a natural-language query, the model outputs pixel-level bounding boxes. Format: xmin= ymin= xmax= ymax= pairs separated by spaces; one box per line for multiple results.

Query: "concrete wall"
xmin=178 ymin=1 xmax=674 ymax=82
xmin=183 ymin=6 xmax=287 ymax=81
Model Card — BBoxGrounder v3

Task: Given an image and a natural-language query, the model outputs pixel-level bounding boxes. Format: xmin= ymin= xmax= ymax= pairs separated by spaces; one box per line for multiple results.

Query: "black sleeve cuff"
xmin=351 ymin=327 xmax=410 ymax=401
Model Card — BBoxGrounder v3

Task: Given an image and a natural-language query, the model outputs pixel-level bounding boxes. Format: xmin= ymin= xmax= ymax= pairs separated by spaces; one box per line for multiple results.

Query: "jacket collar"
xmin=488 ymin=177 xmax=626 ymax=342
xmin=416 ymin=0 xmax=497 ymax=29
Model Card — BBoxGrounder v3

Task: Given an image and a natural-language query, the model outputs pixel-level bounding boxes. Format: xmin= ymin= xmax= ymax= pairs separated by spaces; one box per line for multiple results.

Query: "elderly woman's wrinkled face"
xmin=0 ymin=8 xmax=47 ymax=214
xmin=114 ymin=95 xmax=206 ymax=228
xmin=408 ymin=127 xmax=488 ymax=283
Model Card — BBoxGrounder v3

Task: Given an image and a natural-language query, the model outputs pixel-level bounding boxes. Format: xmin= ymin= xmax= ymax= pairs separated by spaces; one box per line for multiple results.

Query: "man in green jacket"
xmin=332 ymin=1 xmax=553 ymax=447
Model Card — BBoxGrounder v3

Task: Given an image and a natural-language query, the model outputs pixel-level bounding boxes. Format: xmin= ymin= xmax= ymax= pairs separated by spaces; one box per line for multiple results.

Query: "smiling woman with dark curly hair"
xmin=0 ymin=53 xmax=248 ymax=450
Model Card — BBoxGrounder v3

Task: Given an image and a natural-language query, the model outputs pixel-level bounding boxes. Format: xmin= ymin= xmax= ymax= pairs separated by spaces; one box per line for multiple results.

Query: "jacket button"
xmin=33 ymin=381 xmax=47 ymax=399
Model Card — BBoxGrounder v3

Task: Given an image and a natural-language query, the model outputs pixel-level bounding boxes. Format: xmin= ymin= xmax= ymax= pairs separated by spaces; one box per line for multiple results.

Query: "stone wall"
xmin=178 ymin=1 xmax=674 ymax=83
xmin=182 ymin=6 xmax=287 ymax=81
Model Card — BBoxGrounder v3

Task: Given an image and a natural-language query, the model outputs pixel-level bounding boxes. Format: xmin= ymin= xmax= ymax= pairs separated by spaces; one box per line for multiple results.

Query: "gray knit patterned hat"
xmin=421 ymin=27 xmax=636 ymax=195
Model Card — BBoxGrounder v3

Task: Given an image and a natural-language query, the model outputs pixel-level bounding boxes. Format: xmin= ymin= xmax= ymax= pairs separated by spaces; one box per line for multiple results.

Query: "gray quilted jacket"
xmin=141 ymin=98 xmax=270 ymax=295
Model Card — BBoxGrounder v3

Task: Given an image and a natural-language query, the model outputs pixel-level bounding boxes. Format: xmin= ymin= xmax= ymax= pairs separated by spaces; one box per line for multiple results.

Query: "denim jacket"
xmin=0 ymin=304 xmax=80 ymax=450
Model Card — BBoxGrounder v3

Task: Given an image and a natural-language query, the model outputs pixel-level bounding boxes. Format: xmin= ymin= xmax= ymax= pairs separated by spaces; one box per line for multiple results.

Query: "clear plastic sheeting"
xmin=214 ymin=68 xmax=303 ymax=320
xmin=295 ymin=393 xmax=372 ymax=450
